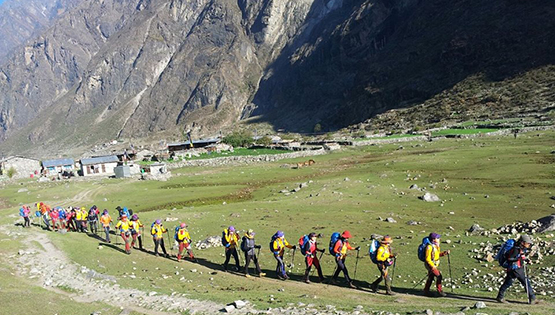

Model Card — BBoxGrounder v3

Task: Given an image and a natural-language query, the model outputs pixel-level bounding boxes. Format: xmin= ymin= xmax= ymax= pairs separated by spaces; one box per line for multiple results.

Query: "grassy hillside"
xmin=0 ymin=130 xmax=553 ymax=314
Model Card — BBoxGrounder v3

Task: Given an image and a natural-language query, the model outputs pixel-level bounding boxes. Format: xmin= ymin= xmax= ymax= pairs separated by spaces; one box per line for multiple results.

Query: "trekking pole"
xmin=411 ymin=274 xmax=428 ymax=289
xmin=523 ymin=261 xmax=531 ymax=304
xmin=447 ymin=252 xmax=454 ymax=293
xmin=391 ymin=257 xmax=397 ymax=286
xmin=290 ymin=247 xmax=296 ymax=269
xmin=353 ymin=248 xmax=360 ymax=281
xmin=166 ymin=230 xmax=173 ymax=256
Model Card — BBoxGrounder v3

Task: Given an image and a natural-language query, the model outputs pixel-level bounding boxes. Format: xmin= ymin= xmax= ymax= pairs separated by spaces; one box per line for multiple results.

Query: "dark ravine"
xmin=0 ymin=0 xmax=553 ymax=156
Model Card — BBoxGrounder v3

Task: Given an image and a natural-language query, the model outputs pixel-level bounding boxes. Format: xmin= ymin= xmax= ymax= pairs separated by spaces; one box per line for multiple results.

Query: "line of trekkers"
xmin=18 ymin=204 xmax=540 ymax=305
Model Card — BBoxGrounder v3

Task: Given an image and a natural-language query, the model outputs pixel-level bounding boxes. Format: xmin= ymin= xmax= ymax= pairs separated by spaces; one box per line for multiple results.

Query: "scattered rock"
xmin=386 ymin=217 xmax=397 ymax=223
xmin=473 ymin=301 xmax=487 ymax=309
xmin=233 ymin=300 xmax=247 ymax=309
xmin=420 ymin=193 xmax=441 ymax=202
xmin=468 ymin=224 xmax=484 ymax=233
xmin=223 ymin=304 xmax=235 ymax=313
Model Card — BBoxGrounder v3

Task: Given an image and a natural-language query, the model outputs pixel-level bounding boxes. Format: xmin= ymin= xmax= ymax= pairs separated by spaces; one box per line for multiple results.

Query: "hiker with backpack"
xmin=496 ymin=235 xmax=538 ymax=304
xmin=19 ymin=205 xmax=30 ymax=228
xmin=50 ymin=207 xmax=60 ymax=232
xmin=151 ymin=219 xmax=169 ymax=257
xmin=270 ymin=230 xmax=296 ymax=280
xmin=87 ymin=205 xmax=99 ymax=234
xmin=419 ymin=233 xmax=450 ymax=297
xmin=58 ymin=207 xmax=67 ymax=230
xmin=100 ymin=210 xmax=112 ymax=243
xmin=115 ymin=215 xmax=132 ymax=254
xmin=66 ymin=207 xmax=77 ymax=231
xmin=330 ymin=230 xmax=360 ymax=288
xmin=370 ymin=235 xmax=396 ymax=295
xmin=130 ymin=214 xmax=144 ymax=250
xmin=175 ymin=223 xmax=195 ymax=262
xmin=301 ymin=232 xmax=325 ymax=284
xmin=222 ymin=226 xmax=241 ymax=272
xmin=240 ymin=229 xmax=265 ymax=278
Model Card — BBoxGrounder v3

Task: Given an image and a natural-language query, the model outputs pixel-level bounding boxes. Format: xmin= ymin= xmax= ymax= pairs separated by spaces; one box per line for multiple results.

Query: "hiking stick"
xmin=523 ymin=262 xmax=531 ymax=304
xmin=291 ymin=247 xmax=296 ymax=268
xmin=353 ymin=249 xmax=360 ymax=281
xmin=411 ymin=274 xmax=428 ymax=289
xmin=447 ymin=252 xmax=454 ymax=293
xmin=391 ymin=257 xmax=397 ymax=286
xmin=166 ymin=230 xmax=173 ymax=256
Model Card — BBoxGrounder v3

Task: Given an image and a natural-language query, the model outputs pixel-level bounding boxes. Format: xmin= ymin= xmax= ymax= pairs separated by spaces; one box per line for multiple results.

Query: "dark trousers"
xmin=103 ymin=226 xmax=110 ymax=242
xmin=153 ymin=238 xmax=167 ymax=255
xmin=497 ymin=268 xmax=535 ymax=300
xmin=88 ymin=220 xmax=98 ymax=234
xmin=332 ymin=257 xmax=351 ymax=283
xmin=274 ymin=254 xmax=286 ymax=277
xmin=244 ymin=253 xmax=261 ymax=275
xmin=371 ymin=263 xmax=392 ymax=291
xmin=23 ymin=217 xmax=30 ymax=227
xmin=67 ymin=218 xmax=76 ymax=231
xmin=224 ymin=248 xmax=240 ymax=270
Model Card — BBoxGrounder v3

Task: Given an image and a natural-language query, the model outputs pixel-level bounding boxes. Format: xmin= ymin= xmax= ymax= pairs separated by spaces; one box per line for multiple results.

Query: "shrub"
xmin=223 ymin=130 xmax=253 ymax=148
xmin=257 ymin=136 xmax=272 ymax=146
xmin=313 ymin=123 xmax=322 ymax=133
xmin=7 ymin=167 xmax=16 ymax=179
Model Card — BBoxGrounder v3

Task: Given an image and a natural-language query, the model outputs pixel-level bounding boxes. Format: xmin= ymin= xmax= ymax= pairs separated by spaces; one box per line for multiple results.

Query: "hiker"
xmin=75 ymin=207 xmax=84 ymax=232
xmin=19 ymin=205 xmax=30 ymax=228
xmin=175 ymin=223 xmax=195 ymax=262
xmin=331 ymin=230 xmax=359 ymax=288
xmin=115 ymin=215 xmax=132 ymax=254
xmin=302 ymin=232 xmax=325 ymax=283
xmin=496 ymin=235 xmax=538 ymax=304
xmin=58 ymin=207 xmax=67 ymax=230
xmin=370 ymin=235 xmax=396 ymax=295
xmin=100 ymin=210 xmax=112 ymax=242
xmin=50 ymin=207 xmax=60 ymax=231
xmin=241 ymin=229 xmax=265 ymax=278
xmin=130 ymin=214 xmax=144 ymax=249
xmin=67 ymin=207 xmax=77 ymax=231
xmin=88 ymin=205 xmax=99 ymax=234
xmin=423 ymin=233 xmax=450 ymax=297
xmin=151 ymin=219 xmax=169 ymax=257
xmin=270 ymin=230 xmax=296 ymax=280
xmin=222 ymin=226 xmax=240 ymax=271
xmin=40 ymin=203 xmax=51 ymax=230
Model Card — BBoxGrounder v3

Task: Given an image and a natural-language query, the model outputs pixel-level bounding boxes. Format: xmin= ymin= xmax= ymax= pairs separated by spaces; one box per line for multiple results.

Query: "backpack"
xmin=241 ymin=236 xmax=249 ymax=252
xmin=299 ymin=235 xmax=310 ymax=255
xmin=269 ymin=233 xmax=280 ymax=253
xmin=19 ymin=208 xmax=25 ymax=217
xmin=329 ymin=232 xmax=341 ymax=255
xmin=222 ymin=229 xmax=229 ymax=247
xmin=495 ymin=239 xmax=515 ymax=268
xmin=369 ymin=239 xmax=380 ymax=264
xmin=417 ymin=237 xmax=432 ymax=262
xmin=174 ymin=226 xmax=180 ymax=241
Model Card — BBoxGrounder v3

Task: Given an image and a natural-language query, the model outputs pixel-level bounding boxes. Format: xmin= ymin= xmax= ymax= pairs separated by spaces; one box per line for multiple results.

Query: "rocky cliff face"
xmin=0 ymin=0 xmax=553 ymax=156
xmin=0 ymin=0 xmax=83 ymax=62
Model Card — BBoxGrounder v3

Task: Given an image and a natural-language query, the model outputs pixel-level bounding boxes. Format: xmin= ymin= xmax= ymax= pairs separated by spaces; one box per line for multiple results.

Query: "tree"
xmin=7 ymin=167 xmax=16 ymax=179
xmin=313 ymin=123 xmax=322 ymax=133
xmin=222 ymin=130 xmax=253 ymax=148
xmin=257 ymin=136 xmax=272 ymax=146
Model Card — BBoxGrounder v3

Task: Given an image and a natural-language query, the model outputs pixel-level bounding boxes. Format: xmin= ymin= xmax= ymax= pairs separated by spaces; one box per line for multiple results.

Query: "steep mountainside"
xmin=0 ymin=0 xmax=84 ymax=62
xmin=0 ymin=0 xmax=553 ymax=156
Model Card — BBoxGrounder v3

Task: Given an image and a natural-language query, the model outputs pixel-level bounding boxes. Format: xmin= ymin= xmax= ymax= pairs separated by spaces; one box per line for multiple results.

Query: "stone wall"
xmin=1 ymin=156 xmax=41 ymax=179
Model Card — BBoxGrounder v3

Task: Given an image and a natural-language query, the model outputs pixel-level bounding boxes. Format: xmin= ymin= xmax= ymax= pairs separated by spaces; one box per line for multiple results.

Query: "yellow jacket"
xmin=176 ymin=228 xmax=191 ymax=243
xmin=425 ymin=243 xmax=441 ymax=268
xmin=376 ymin=244 xmax=392 ymax=262
xmin=115 ymin=220 xmax=130 ymax=232
xmin=223 ymin=229 xmax=239 ymax=248
xmin=76 ymin=211 xmax=83 ymax=220
xmin=130 ymin=220 xmax=142 ymax=233
xmin=151 ymin=224 xmax=167 ymax=239
xmin=272 ymin=237 xmax=293 ymax=256
xmin=100 ymin=214 xmax=112 ymax=227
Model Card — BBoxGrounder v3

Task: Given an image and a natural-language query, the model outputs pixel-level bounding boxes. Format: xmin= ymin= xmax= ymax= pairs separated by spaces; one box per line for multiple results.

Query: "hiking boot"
xmin=283 ymin=274 xmax=290 ymax=280
xmin=304 ymin=279 xmax=311 ymax=284
xmin=258 ymin=272 xmax=266 ymax=277
xmin=155 ymin=253 xmax=159 ymax=257
xmin=438 ymin=291 xmax=447 ymax=297
xmin=386 ymin=290 xmax=396 ymax=296
xmin=529 ymin=298 xmax=540 ymax=305
xmin=496 ymin=297 xmax=508 ymax=304
xmin=348 ymin=282 xmax=357 ymax=289
xmin=370 ymin=283 xmax=378 ymax=293
xmin=245 ymin=274 xmax=252 ymax=278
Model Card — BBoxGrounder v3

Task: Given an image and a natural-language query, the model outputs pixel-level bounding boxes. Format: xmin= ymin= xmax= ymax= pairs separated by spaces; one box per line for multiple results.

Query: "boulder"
xmin=420 ymin=193 xmax=441 ymax=202
xmin=536 ymin=214 xmax=555 ymax=233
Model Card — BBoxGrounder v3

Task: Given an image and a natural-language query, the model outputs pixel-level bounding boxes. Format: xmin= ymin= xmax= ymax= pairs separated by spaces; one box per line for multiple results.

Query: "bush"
xmin=7 ymin=167 xmax=16 ymax=179
xmin=223 ymin=130 xmax=253 ymax=148
xmin=257 ymin=136 xmax=272 ymax=146
xmin=313 ymin=123 xmax=322 ymax=133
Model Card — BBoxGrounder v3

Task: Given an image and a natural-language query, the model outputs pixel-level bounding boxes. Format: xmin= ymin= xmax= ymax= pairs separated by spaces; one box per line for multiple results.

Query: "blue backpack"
xmin=19 ymin=208 xmax=25 ymax=217
xmin=369 ymin=239 xmax=380 ymax=264
xmin=269 ymin=232 xmax=280 ymax=254
xmin=417 ymin=237 xmax=432 ymax=262
xmin=174 ymin=226 xmax=180 ymax=241
xmin=329 ymin=232 xmax=341 ymax=255
xmin=495 ymin=239 xmax=515 ymax=268
xmin=299 ymin=235 xmax=310 ymax=255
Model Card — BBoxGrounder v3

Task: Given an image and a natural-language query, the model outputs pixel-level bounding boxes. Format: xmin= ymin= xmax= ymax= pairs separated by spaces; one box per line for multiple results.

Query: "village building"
xmin=0 ymin=156 xmax=41 ymax=179
xmin=42 ymin=158 xmax=75 ymax=176
xmin=80 ymin=155 xmax=119 ymax=177
xmin=167 ymin=138 xmax=220 ymax=153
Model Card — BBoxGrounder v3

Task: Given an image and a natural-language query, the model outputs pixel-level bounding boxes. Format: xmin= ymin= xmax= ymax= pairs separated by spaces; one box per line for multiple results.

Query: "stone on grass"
xmin=233 ymin=300 xmax=247 ymax=309
xmin=224 ymin=304 xmax=235 ymax=313
xmin=420 ymin=193 xmax=440 ymax=202
xmin=473 ymin=301 xmax=487 ymax=309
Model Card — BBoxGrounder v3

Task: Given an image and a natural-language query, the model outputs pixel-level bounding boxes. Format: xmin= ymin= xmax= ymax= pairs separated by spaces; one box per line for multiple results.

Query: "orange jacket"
xmin=333 ymin=239 xmax=354 ymax=259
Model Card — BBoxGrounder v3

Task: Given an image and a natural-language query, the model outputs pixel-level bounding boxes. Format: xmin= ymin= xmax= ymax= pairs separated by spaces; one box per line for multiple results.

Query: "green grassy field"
xmin=431 ymin=128 xmax=500 ymax=136
xmin=1 ymin=130 xmax=554 ymax=314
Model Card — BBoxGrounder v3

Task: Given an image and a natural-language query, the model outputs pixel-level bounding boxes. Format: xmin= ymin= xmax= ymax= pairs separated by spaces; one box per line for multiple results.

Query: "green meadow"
xmin=0 ymin=130 xmax=554 ymax=314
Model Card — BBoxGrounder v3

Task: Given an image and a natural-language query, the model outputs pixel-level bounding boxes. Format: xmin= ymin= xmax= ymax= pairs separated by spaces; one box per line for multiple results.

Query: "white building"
xmin=80 ymin=155 xmax=119 ymax=176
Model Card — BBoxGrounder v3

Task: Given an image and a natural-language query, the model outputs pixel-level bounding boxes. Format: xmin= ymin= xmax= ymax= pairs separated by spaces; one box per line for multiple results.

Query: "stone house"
xmin=0 ymin=156 xmax=41 ymax=179
xmin=80 ymin=155 xmax=119 ymax=176
xmin=42 ymin=158 xmax=75 ymax=176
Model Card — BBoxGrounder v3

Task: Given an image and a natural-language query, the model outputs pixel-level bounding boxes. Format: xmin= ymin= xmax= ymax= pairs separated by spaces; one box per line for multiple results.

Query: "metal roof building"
xmin=42 ymin=158 xmax=74 ymax=168
xmin=80 ymin=155 xmax=119 ymax=165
